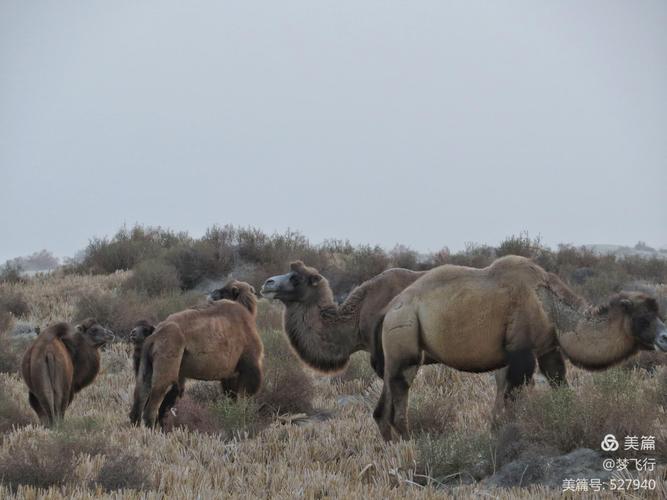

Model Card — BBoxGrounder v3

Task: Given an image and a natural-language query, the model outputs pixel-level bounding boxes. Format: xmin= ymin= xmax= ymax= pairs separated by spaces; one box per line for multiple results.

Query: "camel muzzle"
xmin=260 ymin=273 xmax=289 ymax=298
xmin=655 ymin=326 xmax=667 ymax=352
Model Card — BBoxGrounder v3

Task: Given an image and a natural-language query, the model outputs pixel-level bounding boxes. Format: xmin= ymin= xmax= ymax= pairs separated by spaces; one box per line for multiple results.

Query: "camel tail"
xmin=37 ymin=352 xmax=58 ymax=425
xmin=370 ymin=317 xmax=385 ymax=378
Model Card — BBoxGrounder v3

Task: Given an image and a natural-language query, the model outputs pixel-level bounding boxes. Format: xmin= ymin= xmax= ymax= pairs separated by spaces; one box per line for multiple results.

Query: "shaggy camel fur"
xmin=208 ymin=281 xmax=258 ymax=316
xmin=375 ymin=256 xmax=667 ymax=440
xmin=131 ymin=280 xmax=263 ymax=427
xmin=260 ymin=261 xmax=425 ymax=374
xmin=21 ymin=318 xmax=114 ymax=425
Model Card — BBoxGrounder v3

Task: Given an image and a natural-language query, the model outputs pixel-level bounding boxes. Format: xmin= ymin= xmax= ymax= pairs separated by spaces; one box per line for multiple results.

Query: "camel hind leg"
xmin=28 ymin=392 xmax=49 ymax=425
xmin=377 ymin=308 xmax=422 ymax=441
xmin=142 ymin=347 xmax=184 ymax=428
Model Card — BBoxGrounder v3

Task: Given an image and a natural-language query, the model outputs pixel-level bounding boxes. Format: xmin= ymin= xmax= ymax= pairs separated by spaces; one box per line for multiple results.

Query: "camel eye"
xmin=289 ymin=274 xmax=300 ymax=286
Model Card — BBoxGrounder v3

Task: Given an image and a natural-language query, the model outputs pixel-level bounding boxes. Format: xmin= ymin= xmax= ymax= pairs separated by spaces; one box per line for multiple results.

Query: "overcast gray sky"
xmin=1 ymin=1 xmax=666 ymax=263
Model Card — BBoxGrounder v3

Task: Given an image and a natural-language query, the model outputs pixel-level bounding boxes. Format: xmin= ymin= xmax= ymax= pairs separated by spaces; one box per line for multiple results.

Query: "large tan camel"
xmin=260 ymin=261 xmax=425 ymax=375
xmin=131 ymin=280 xmax=263 ymax=427
xmin=375 ymin=256 xmax=667 ymax=440
xmin=22 ymin=319 xmax=114 ymax=425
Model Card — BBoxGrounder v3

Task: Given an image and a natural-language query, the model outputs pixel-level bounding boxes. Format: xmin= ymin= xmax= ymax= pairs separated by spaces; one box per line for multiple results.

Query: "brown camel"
xmin=129 ymin=320 xmax=181 ymax=426
xmin=21 ymin=318 xmax=114 ymax=425
xmin=131 ymin=280 xmax=263 ymax=427
xmin=260 ymin=261 xmax=426 ymax=375
xmin=375 ymin=255 xmax=667 ymax=440
xmin=207 ymin=280 xmax=258 ymax=316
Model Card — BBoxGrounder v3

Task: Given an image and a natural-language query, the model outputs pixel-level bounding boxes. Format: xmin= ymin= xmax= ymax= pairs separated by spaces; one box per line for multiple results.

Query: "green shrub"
xmin=210 ymin=396 xmax=260 ymax=436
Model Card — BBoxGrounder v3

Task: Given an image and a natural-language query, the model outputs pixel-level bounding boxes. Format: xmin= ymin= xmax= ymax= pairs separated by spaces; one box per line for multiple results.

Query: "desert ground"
xmin=1 ymin=232 xmax=666 ymax=498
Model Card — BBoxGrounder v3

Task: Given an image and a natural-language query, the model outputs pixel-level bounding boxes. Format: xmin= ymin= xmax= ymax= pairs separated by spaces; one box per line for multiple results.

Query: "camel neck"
xmin=557 ymin=312 xmax=636 ymax=369
xmin=538 ymin=287 xmax=636 ymax=369
xmin=282 ymin=299 xmax=360 ymax=372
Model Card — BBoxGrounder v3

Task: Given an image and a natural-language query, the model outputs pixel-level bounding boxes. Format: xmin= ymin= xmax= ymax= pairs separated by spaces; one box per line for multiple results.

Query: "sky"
xmin=1 ymin=1 xmax=666 ymax=263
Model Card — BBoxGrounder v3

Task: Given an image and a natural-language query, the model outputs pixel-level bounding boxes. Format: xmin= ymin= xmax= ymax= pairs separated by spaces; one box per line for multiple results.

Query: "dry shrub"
xmin=95 ymin=453 xmax=150 ymax=492
xmin=0 ymin=378 xmax=33 ymax=433
xmin=409 ymin=389 xmax=458 ymax=436
xmin=0 ymin=263 xmax=25 ymax=284
xmin=187 ymin=381 xmax=226 ymax=405
xmin=164 ymin=395 xmax=219 ymax=434
xmin=74 ymin=288 xmax=203 ymax=338
xmin=0 ymin=428 xmax=151 ymax=492
xmin=256 ymin=329 xmax=314 ymax=414
xmin=509 ymin=368 xmax=661 ymax=455
xmin=122 ymin=258 xmax=181 ymax=296
xmin=0 ymin=288 xmax=30 ymax=318
xmin=332 ymin=351 xmax=376 ymax=386
xmin=496 ymin=232 xmax=542 ymax=259
xmin=414 ymin=430 xmax=495 ymax=484
xmin=166 ymin=393 xmax=263 ymax=438
xmin=0 ymin=313 xmax=21 ymax=374
xmin=255 ymin=299 xmax=284 ymax=331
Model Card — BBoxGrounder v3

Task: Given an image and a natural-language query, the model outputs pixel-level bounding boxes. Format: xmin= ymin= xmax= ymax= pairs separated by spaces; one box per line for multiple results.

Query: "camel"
xmin=207 ymin=281 xmax=258 ymax=316
xmin=129 ymin=320 xmax=181 ymax=426
xmin=374 ymin=255 xmax=667 ymax=440
xmin=260 ymin=261 xmax=426 ymax=375
xmin=21 ymin=318 xmax=114 ymax=425
xmin=131 ymin=280 xmax=263 ymax=427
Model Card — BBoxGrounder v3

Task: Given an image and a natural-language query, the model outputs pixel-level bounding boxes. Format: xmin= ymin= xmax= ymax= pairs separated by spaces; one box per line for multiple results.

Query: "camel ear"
xmin=75 ymin=324 xmax=84 ymax=333
xmin=250 ymin=286 xmax=257 ymax=295
xmin=309 ymin=274 xmax=322 ymax=286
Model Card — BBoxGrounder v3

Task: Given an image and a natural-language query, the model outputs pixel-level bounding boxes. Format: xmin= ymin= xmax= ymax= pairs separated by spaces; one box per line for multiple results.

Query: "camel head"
xmin=261 ymin=261 xmax=332 ymax=305
xmin=129 ymin=320 xmax=155 ymax=344
xmin=601 ymin=292 xmax=667 ymax=352
xmin=208 ymin=280 xmax=257 ymax=303
xmin=75 ymin=318 xmax=115 ymax=347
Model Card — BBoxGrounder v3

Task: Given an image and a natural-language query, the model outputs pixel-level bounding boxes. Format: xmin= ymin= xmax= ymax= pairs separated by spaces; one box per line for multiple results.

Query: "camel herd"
xmin=21 ymin=256 xmax=667 ymax=440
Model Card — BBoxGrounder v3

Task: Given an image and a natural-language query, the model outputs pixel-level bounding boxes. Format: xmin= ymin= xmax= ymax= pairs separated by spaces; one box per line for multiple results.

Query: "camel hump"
xmin=49 ymin=323 xmax=70 ymax=338
xmin=37 ymin=322 xmax=70 ymax=341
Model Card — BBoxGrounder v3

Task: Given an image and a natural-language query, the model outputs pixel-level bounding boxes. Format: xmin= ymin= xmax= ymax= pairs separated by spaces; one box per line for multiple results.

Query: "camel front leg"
xmin=493 ymin=348 xmax=536 ymax=422
xmin=537 ymin=348 xmax=567 ymax=387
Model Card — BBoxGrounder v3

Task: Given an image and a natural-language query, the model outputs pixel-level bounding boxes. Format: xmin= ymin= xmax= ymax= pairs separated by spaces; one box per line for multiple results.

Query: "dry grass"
xmin=1 ymin=273 xmax=665 ymax=498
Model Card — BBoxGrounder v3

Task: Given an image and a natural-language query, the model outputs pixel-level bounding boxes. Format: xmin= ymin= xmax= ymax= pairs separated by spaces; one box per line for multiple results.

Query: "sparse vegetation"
xmin=1 ymin=231 xmax=665 ymax=497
